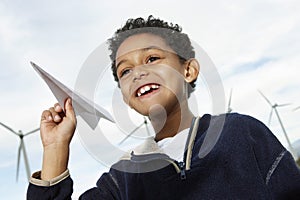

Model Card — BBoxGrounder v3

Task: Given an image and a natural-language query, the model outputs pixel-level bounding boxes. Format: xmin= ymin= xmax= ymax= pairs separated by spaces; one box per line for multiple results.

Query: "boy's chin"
xmin=134 ymin=104 xmax=167 ymax=117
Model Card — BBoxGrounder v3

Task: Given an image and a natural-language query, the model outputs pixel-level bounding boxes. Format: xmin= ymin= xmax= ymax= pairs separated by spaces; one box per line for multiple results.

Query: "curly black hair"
xmin=108 ymin=15 xmax=196 ymax=92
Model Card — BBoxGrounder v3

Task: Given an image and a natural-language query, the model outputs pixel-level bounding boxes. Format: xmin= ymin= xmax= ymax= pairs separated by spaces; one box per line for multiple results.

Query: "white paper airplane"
xmin=31 ymin=61 xmax=115 ymax=130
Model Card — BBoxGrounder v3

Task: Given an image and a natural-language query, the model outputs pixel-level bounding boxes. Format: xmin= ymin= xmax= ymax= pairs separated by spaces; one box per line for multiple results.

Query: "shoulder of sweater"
xmin=208 ymin=112 xmax=265 ymax=128
xmin=200 ymin=112 xmax=269 ymax=142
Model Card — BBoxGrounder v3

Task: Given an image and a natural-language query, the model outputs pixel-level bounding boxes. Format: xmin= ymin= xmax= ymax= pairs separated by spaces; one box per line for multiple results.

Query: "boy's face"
xmin=115 ymin=33 xmax=190 ymax=116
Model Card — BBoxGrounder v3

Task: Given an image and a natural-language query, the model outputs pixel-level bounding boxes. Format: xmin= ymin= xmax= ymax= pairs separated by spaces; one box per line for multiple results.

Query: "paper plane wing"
xmin=31 ymin=61 xmax=115 ymax=129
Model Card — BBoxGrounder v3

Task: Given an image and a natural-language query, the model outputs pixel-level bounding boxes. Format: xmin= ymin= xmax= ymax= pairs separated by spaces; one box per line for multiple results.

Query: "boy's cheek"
xmin=121 ymin=92 xmax=130 ymax=105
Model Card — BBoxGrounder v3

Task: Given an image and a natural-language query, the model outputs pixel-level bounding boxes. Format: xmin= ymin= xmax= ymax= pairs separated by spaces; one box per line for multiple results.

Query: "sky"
xmin=0 ymin=0 xmax=300 ymax=199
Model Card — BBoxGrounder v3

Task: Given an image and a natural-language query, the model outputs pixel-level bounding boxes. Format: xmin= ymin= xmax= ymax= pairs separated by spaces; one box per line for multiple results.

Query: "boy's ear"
xmin=183 ymin=58 xmax=200 ymax=83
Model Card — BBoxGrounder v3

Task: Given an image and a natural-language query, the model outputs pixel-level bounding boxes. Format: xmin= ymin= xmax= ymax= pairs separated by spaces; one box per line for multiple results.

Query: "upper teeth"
xmin=137 ymin=84 xmax=159 ymax=97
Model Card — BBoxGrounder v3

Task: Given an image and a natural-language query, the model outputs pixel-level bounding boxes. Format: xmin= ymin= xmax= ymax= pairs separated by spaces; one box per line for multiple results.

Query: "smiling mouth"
xmin=136 ymin=84 xmax=160 ymax=97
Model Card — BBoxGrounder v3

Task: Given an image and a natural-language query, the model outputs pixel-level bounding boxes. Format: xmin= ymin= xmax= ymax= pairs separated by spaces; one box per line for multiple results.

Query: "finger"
xmin=54 ymin=103 xmax=65 ymax=119
xmin=65 ymin=98 xmax=76 ymax=123
xmin=41 ymin=110 xmax=53 ymax=123
xmin=49 ymin=107 xmax=62 ymax=123
xmin=54 ymin=103 xmax=63 ymax=113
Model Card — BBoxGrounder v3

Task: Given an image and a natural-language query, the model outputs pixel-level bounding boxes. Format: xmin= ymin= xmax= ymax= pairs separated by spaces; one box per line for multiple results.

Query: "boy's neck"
xmin=150 ymin=101 xmax=195 ymax=142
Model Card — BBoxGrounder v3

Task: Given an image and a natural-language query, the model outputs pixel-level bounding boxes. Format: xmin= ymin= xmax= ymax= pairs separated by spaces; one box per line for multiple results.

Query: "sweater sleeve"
xmin=27 ymin=169 xmax=122 ymax=199
xmin=27 ymin=170 xmax=73 ymax=200
xmin=79 ymin=172 xmax=121 ymax=200
xmin=245 ymin=115 xmax=300 ymax=199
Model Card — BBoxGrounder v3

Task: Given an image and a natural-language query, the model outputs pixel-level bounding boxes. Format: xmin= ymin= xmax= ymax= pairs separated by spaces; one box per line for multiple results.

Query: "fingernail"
xmin=48 ymin=116 xmax=52 ymax=121
xmin=55 ymin=105 xmax=60 ymax=111
xmin=68 ymin=98 xmax=72 ymax=106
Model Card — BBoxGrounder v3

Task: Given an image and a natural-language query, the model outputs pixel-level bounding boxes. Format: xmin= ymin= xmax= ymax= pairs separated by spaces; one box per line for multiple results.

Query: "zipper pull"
xmin=178 ymin=161 xmax=186 ymax=180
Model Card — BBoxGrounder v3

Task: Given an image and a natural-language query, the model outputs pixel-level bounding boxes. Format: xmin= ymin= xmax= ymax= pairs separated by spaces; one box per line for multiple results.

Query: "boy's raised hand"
xmin=40 ymin=98 xmax=77 ymax=180
xmin=40 ymin=98 xmax=77 ymax=148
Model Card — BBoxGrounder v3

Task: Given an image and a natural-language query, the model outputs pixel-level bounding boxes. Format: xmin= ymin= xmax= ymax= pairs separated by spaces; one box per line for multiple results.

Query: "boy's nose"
xmin=132 ymin=66 xmax=148 ymax=82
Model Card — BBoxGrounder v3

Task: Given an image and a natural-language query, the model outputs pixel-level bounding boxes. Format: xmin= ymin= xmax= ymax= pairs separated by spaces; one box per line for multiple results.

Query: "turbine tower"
xmin=227 ymin=89 xmax=233 ymax=113
xmin=119 ymin=117 xmax=151 ymax=145
xmin=258 ymin=91 xmax=297 ymax=159
xmin=0 ymin=122 xmax=39 ymax=181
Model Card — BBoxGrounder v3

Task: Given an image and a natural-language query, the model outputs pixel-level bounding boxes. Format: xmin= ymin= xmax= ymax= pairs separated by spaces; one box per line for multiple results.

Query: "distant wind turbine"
xmin=293 ymin=106 xmax=300 ymax=111
xmin=119 ymin=117 xmax=151 ymax=145
xmin=258 ymin=90 xmax=297 ymax=159
xmin=227 ymin=89 xmax=233 ymax=113
xmin=0 ymin=122 xmax=39 ymax=181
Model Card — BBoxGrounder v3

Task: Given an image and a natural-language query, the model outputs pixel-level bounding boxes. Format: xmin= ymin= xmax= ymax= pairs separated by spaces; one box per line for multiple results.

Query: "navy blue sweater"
xmin=27 ymin=113 xmax=300 ymax=199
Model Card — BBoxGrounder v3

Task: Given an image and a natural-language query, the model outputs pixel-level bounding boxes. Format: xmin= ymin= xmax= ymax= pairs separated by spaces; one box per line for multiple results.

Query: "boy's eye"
xmin=146 ymin=56 xmax=160 ymax=64
xmin=119 ymin=68 xmax=132 ymax=78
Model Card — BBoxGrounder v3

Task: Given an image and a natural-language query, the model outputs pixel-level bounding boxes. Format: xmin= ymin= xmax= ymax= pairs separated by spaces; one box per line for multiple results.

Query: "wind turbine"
xmin=119 ymin=117 xmax=151 ymax=145
xmin=0 ymin=122 xmax=39 ymax=181
xmin=227 ymin=89 xmax=233 ymax=113
xmin=258 ymin=90 xmax=297 ymax=159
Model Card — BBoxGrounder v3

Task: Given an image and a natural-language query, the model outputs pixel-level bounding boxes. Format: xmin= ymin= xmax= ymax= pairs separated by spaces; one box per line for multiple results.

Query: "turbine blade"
xmin=293 ymin=106 xmax=300 ymax=111
xmin=258 ymin=90 xmax=272 ymax=106
xmin=268 ymin=109 xmax=273 ymax=126
xmin=16 ymin=140 xmax=22 ymax=182
xmin=144 ymin=117 xmax=151 ymax=136
xmin=21 ymin=140 xmax=31 ymax=181
xmin=119 ymin=122 xmax=144 ymax=145
xmin=277 ymin=103 xmax=291 ymax=107
xmin=0 ymin=122 xmax=18 ymax=136
xmin=24 ymin=128 xmax=40 ymax=136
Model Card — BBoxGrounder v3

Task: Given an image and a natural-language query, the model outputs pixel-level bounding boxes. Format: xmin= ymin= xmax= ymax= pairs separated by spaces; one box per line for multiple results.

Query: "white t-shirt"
xmin=156 ymin=128 xmax=189 ymax=162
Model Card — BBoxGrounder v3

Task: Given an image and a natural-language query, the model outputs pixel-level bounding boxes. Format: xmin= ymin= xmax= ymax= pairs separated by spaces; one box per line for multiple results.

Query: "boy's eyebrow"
xmin=116 ymin=46 xmax=166 ymax=69
xmin=116 ymin=59 xmax=128 ymax=70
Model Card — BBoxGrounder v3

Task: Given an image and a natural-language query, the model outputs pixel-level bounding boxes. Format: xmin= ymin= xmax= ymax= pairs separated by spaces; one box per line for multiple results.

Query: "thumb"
xmin=65 ymin=98 xmax=76 ymax=122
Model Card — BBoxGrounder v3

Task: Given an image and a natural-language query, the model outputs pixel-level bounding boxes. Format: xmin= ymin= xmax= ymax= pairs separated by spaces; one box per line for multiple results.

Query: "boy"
xmin=27 ymin=16 xmax=300 ymax=199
